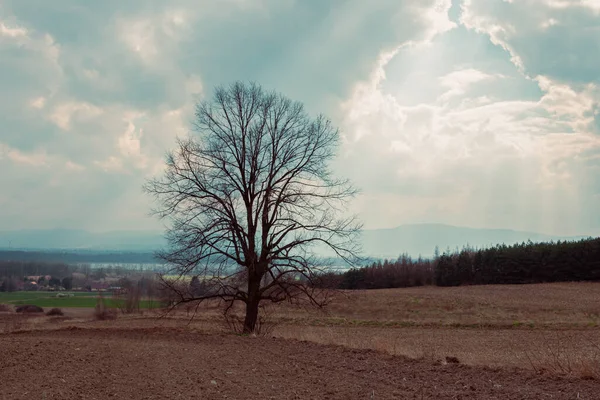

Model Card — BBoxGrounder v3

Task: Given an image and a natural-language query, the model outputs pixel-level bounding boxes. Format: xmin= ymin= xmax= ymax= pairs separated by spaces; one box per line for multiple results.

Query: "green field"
xmin=0 ymin=291 xmax=162 ymax=309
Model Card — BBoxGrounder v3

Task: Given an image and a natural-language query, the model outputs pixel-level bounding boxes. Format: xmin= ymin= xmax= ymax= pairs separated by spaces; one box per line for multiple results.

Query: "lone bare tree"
xmin=145 ymin=82 xmax=360 ymax=333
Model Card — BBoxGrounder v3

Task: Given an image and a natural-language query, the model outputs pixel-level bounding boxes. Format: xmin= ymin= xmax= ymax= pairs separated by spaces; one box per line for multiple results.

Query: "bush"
xmin=115 ymin=286 xmax=142 ymax=314
xmin=94 ymin=295 xmax=117 ymax=320
xmin=15 ymin=305 xmax=44 ymax=313
xmin=46 ymin=308 xmax=64 ymax=316
xmin=0 ymin=303 xmax=12 ymax=312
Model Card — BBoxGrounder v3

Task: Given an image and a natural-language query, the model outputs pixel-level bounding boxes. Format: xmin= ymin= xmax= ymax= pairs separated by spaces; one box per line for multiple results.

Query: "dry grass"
xmin=313 ymin=282 xmax=600 ymax=329
xmin=273 ymin=325 xmax=600 ymax=374
xmin=511 ymin=330 xmax=600 ymax=379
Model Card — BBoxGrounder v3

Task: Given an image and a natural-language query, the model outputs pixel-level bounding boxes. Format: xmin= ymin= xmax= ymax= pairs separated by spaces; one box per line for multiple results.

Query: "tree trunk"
xmin=243 ymin=273 xmax=261 ymax=334
xmin=243 ymin=295 xmax=260 ymax=334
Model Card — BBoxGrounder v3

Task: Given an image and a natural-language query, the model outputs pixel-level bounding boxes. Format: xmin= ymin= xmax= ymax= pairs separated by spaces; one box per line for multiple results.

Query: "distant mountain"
xmin=0 ymin=224 xmax=590 ymax=259
xmin=360 ymin=223 xmax=587 ymax=259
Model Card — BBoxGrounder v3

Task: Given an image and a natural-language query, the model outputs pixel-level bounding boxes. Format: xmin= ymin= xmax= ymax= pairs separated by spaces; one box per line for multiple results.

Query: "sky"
xmin=0 ymin=0 xmax=599 ymax=236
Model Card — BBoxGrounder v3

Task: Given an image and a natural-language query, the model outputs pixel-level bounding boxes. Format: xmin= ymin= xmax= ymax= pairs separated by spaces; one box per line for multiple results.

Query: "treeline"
xmin=317 ymin=237 xmax=600 ymax=289
xmin=0 ymin=260 xmax=159 ymax=280
xmin=317 ymin=254 xmax=434 ymax=289
xmin=435 ymin=237 xmax=600 ymax=286
xmin=0 ymin=260 xmax=76 ymax=279
xmin=0 ymin=261 xmax=79 ymax=292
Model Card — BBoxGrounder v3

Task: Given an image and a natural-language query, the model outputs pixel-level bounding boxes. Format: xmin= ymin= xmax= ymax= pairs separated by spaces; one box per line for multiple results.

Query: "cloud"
xmin=65 ymin=160 xmax=85 ymax=171
xmin=116 ymin=8 xmax=193 ymax=68
xmin=0 ymin=144 xmax=47 ymax=167
xmin=29 ymin=96 xmax=46 ymax=109
xmin=461 ymin=0 xmax=600 ymax=83
xmin=0 ymin=21 xmax=27 ymax=38
xmin=337 ymin=2 xmax=600 ymax=236
xmin=94 ymin=156 xmax=124 ymax=173
xmin=0 ymin=0 xmax=598 ymax=237
xmin=0 ymin=0 xmax=458 ymax=231
xmin=438 ymin=68 xmax=499 ymax=101
xmin=49 ymin=102 xmax=104 ymax=131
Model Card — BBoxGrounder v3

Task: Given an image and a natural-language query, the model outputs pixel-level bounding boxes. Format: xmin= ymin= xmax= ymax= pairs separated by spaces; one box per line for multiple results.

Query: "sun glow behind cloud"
xmin=338 ymin=0 xmax=600 ymax=236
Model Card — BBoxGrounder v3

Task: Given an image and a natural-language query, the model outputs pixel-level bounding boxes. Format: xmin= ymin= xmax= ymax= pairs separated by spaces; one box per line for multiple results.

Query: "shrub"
xmin=46 ymin=308 xmax=64 ymax=316
xmin=115 ymin=286 xmax=142 ymax=314
xmin=0 ymin=303 xmax=12 ymax=312
xmin=224 ymin=303 xmax=278 ymax=337
xmin=94 ymin=295 xmax=117 ymax=320
xmin=15 ymin=305 xmax=44 ymax=313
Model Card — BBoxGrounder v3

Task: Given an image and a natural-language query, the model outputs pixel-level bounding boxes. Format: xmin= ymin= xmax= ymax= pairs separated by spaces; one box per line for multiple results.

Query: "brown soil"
xmin=1 ymin=326 xmax=599 ymax=400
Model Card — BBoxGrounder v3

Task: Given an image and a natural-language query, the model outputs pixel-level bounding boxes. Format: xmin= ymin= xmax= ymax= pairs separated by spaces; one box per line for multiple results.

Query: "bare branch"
xmin=145 ymin=81 xmax=360 ymax=333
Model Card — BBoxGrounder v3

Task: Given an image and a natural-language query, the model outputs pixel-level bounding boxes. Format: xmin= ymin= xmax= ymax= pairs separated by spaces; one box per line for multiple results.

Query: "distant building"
xmin=90 ymin=282 xmax=110 ymax=292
